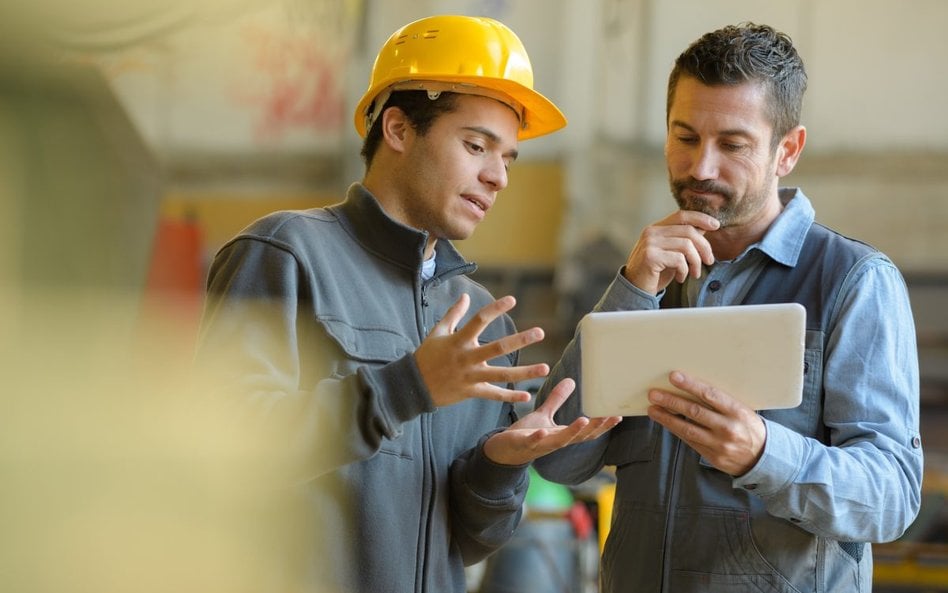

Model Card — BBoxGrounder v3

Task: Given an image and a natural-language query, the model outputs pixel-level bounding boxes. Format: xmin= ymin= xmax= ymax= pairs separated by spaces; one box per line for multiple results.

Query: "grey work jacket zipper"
xmin=660 ymin=438 xmax=685 ymax=592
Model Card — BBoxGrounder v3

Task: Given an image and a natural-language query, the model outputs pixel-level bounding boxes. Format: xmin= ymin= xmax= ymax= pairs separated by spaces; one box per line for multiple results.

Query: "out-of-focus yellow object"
xmin=0 ymin=20 xmax=314 ymax=590
xmin=873 ymin=541 xmax=948 ymax=588
xmin=596 ymin=482 xmax=616 ymax=555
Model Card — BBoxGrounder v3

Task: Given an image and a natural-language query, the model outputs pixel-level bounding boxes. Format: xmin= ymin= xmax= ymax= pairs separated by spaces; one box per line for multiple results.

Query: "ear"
xmin=380 ymin=106 xmax=412 ymax=153
xmin=775 ymin=125 xmax=806 ymax=177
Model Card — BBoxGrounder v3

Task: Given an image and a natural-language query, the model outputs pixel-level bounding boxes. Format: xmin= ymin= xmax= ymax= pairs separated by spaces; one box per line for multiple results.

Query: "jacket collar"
xmin=331 ymin=183 xmax=474 ymax=277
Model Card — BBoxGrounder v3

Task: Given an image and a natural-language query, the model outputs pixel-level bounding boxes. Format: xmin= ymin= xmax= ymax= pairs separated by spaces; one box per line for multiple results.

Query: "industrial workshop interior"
xmin=3 ymin=0 xmax=947 ymax=591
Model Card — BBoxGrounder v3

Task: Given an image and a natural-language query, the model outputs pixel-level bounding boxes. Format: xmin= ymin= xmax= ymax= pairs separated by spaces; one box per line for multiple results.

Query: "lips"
xmin=463 ymin=194 xmax=490 ymax=213
xmin=684 ymin=180 xmax=731 ymax=200
xmin=688 ymin=188 xmax=721 ymax=200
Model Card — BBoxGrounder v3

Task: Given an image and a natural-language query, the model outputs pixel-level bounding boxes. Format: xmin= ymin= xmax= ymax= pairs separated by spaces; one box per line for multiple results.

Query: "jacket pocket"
xmin=316 ymin=315 xmax=418 ymax=458
xmin=669 ymin=508 xmax=805 ymax=593
xmin=317 ymin=315 xmax=415 ymax=364
xmin=603 ymin=416 xmax=659 ymax=467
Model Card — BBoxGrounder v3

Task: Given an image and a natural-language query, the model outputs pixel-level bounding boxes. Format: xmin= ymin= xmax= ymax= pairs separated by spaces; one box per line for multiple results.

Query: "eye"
xmin=676 ymin=135 xmax=699 ymax=145
xmin=465 ymin=140 xmax=486 ymax=154
xmin=722 ymin=142 xmax=747 ymax=152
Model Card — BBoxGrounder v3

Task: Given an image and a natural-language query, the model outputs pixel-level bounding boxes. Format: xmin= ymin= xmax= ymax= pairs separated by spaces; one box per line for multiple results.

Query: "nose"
xmin=690 ymin=143 xmax=719 ymax=181
xmin=480 ymin=155 xmax=508 ymax=191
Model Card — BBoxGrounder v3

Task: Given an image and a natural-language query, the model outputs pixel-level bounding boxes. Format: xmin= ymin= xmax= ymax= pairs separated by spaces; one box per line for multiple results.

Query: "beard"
xmin=670 ymin=175 xmax=766 ymax=228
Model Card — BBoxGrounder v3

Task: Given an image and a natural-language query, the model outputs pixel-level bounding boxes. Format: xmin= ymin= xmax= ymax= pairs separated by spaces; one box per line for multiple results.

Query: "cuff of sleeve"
xmin=594 ymin=267 xmax=661 ymax=312
xmin=358 ymin=353 xmax=434 ymax=438
xmin=465 ymin=430 xmax=530 ymax=500
xmin=732 ymin=418 xmax=805 ymax=496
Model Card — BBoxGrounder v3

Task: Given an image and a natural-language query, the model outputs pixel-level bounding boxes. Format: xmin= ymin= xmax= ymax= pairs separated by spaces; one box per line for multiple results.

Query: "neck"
xmin=707 ymin=229 xmax=757 ymax=262
xmin=422 ymin=238 xmax=437 ymax=261
xmin=708 ymin=194 xmax=785 ymax=261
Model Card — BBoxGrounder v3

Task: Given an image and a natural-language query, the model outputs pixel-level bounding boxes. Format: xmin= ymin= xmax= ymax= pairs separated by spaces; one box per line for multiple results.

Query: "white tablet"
xmin=579 ymin=303 xmax=806 ymax=417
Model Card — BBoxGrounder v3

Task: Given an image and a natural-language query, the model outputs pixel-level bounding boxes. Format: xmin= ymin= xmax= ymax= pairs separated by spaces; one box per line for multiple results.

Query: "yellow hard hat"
xmin=354 ymin=15 xmax=566 ymax=140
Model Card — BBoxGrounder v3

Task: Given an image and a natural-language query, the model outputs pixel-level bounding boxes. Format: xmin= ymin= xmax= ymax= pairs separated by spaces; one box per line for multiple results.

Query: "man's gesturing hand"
xmin=415 ymin=294 xmax=550 ymax=407
xmin=483 ymin=378 xmax=622 ymax=466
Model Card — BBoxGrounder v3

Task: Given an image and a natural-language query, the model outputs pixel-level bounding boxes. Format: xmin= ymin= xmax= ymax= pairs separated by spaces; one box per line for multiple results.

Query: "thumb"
xmin=537 ymin=378 xmax=576 ymax=415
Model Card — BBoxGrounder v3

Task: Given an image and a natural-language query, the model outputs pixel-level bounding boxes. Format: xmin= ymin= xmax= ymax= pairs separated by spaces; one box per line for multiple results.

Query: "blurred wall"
xmin=77 ymin=0 xmax=948 ymax=273
xmin=550 ymin=0 xmax=948 ymax=272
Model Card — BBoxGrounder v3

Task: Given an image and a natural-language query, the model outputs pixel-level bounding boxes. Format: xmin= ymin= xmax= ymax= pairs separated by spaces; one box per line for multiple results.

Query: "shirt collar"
xmin=752 ymin=187 xmax=815 ymax=267
xmin=421 ymin=251 xmax=437 ymax=280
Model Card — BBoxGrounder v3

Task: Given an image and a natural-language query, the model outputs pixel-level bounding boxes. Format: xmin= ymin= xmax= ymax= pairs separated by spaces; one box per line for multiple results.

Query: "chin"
xmin=445 ymin=228 xmax=476 ymax=242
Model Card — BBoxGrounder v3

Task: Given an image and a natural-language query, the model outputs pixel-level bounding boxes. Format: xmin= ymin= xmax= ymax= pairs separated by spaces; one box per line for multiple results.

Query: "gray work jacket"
xmin=196 ymin=183 xmax=529 ymax=593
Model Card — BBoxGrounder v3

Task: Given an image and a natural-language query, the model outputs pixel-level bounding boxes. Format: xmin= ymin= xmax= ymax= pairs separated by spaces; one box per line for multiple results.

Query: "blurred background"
xmin=2 ymin=0 xmax=946 ymax=591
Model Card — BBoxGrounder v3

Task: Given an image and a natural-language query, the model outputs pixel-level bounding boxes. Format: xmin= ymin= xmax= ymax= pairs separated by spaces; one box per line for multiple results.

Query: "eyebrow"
xmin=463 ymin=126 xmax=519 ymax=161
xmin=670 ymin=120 xmax=755 ymax=140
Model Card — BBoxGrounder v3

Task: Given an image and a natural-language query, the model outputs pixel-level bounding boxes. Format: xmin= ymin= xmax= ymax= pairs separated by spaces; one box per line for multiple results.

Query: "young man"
xmin=534 ymin=23 xmax=923 ymax=592
xmin=194 ymin=15 xmax=619 ymax=593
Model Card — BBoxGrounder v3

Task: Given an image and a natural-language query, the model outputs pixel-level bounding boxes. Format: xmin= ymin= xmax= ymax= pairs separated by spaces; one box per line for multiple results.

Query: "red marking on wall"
xmin=236 ymin=24 xmax=346 ymax=141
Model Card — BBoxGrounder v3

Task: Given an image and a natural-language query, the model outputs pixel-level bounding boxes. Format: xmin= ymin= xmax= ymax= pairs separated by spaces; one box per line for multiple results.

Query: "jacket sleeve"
xmin=449 ymin=425 xmax=530 ymax=565
xmin=734 ymin=257 xmax=924 ymax=542
xmin=193 ymin=237 xmax=434 ymax=482
xmin=533 ymin=270 xmax=660 ymax=485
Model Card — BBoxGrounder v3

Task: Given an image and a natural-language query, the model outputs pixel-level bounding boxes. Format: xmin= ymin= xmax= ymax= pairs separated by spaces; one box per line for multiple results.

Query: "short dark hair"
xmin=666 ymin=23 xmax=807 ymax=150
xmin=360 ymin=90 xmax=460 ymax=166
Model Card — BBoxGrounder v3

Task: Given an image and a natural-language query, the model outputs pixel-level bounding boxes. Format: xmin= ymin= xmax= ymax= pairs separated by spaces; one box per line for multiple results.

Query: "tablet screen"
xmin=579 ymin=303 xmax=805 ymax=417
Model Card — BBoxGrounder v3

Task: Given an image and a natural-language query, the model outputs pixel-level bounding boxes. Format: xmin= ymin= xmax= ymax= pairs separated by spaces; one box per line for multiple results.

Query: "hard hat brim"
xmin=354 ymin=76 xmax=567 ymax=140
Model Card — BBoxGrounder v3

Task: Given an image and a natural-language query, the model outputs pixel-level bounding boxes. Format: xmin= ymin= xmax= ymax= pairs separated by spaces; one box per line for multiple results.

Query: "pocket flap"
xmin=317 ymin=316 xmax=415 ymax=363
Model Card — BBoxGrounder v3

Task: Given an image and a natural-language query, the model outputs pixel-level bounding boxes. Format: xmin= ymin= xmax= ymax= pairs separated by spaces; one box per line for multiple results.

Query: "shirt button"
xmin=743 ymin=483 xmax=758 ymax=491
xmin=708 ymin=280 xmax=722 ymax=292
xmin=912 ymin=436 xmax=922 ymax=449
